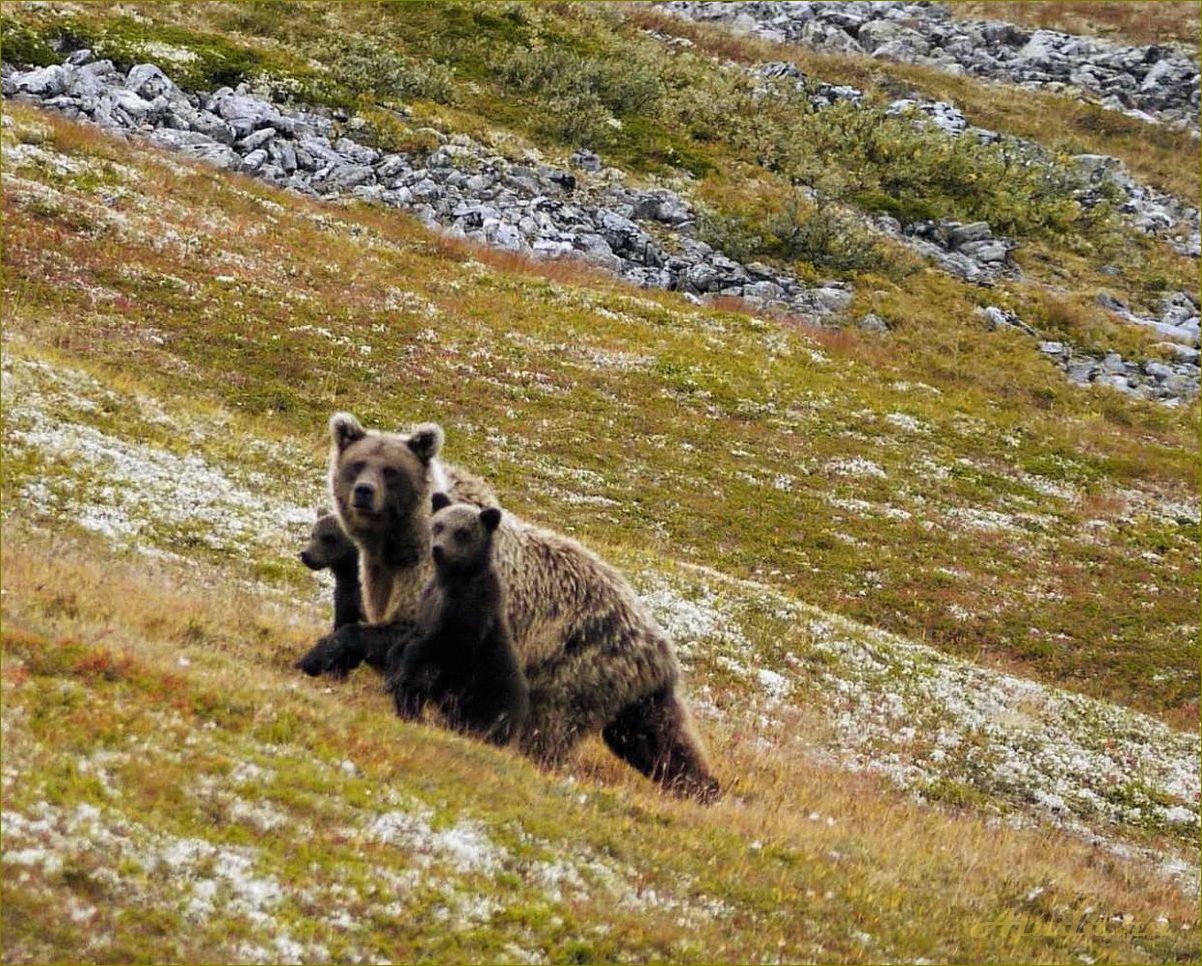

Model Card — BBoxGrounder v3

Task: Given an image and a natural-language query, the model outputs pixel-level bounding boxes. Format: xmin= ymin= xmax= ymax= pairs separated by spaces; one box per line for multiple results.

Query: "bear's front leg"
xmin=296 ymin=621 xmax=420 ymax=679
xmin=295 ymin=623 xmax=370 ymax=677
xmin=361 ymin=622 xmax=422 ymax=673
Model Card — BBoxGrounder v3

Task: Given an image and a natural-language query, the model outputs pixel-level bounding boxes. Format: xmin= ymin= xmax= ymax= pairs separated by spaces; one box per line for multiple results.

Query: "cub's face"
xmin=429 ymin=494 xmax=502 ymax=577
xmin=328 ymin=413 xmax=444 ymax=539
xmin=300 ymin=513 xmax=357 ymax=570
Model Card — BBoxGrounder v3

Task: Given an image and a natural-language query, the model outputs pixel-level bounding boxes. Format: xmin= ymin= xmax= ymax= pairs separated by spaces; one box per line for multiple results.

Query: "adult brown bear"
xmin=298 ymin=413 xmax=719 ymax=802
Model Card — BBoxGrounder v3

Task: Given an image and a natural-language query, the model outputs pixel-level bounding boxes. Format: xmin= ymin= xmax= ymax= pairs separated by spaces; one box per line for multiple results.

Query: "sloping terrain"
xmin=1 ymin=3 xmax=1199 ymax=963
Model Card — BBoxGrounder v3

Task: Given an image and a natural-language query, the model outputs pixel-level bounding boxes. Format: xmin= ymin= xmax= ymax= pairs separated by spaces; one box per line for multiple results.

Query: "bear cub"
xmin=387 ymin=493 xmax=529 ymax=746
xmin=300 ymin=513 xmax=363 ymax=631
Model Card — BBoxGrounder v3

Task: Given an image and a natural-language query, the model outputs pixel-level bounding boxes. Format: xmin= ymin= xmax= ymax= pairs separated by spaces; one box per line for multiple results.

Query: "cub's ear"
xmin=406 ymin=422 xmax=445 ymax=463
xmin=479 ymin=507 xmax=502 ymax=532
xmin=431 ymin=491 xmax=452 ymax=513
xmin=330 ymin=412 xmax=366 ymax=451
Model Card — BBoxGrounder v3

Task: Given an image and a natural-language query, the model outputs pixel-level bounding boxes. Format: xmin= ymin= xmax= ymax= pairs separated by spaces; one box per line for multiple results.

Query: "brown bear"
xmin=295 ymin=430 xmax=496 ymax=678
xmin=300 ymin=512 xmax=363 ymax=631
xmin=307 ymin=412 xmax=719 ymax=802
xmin=389 ymin=493 xmax=529 ymax=746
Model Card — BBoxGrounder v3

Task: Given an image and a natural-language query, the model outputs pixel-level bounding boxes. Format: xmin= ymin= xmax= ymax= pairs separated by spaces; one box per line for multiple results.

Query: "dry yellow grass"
xmin=952 ymin=2 xmax=1202 ymax=47
xmin=3 ymin=524 xmax=1198 ymax=963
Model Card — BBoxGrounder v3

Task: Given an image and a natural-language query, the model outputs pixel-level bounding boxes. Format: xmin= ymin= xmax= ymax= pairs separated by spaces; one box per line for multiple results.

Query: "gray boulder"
xmin=148 ymin=128 xmax=241 ymax=170
xmin=14 ymin=64 xmax=71 ymax=97
xmin=800 ymin=19 xmax=864 ymax=54
xmin=858 ymin=21 xmax=930 ymax=57
xmin=126 ymin=64 xmax=179 ymax=100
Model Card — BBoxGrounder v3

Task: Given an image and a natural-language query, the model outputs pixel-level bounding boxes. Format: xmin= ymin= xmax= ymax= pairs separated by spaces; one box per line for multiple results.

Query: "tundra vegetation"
xmin=1 ymin=2 xmax=1198 ymax=963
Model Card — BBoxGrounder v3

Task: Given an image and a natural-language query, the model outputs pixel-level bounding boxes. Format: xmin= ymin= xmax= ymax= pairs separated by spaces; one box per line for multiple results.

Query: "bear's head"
xmin=328 ymin=412 xmax=445 ymax=543
xmin=300 ymin=511 xmax=358 ymax=571
xmin=429 ymin=491 xmax=502 ymax=578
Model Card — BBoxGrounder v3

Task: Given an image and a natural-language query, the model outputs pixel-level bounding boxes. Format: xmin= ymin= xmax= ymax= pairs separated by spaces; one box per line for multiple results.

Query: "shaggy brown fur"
xmin=389 ymin=494 xmax=529 ymax=746
xmin=294 ymin=430 xmax=495 ymax=678
xmin=308 ymin=412 xmax=719 ymax=802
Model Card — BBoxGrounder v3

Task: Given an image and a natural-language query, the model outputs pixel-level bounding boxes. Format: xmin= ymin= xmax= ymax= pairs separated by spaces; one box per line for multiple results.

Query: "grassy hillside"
xmin=4 ymin=534 xmax=1197 ymax=965
xmin=2 ymin=2 xmax=1199 ymax=962
xmin=4 ymin=104 xmax=1197 ymax=722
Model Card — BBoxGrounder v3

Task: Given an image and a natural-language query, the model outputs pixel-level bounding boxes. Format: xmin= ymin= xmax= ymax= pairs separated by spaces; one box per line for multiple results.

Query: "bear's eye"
xmin=346 ymin=461 xmax=366 ymax=477
xmin=454 ymin=528 xmax=471 ymax=543
xmin=321 ymin=534 xmax=337 ymax=546
xmin=382 ymin=467 xmax=400 ymax=482
xmin=432 ymin=523 xmax=444 ymax=535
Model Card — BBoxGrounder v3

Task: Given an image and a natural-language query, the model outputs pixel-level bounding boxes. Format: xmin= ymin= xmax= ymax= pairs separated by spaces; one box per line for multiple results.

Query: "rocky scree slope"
xmin=746 ymin=58 xmax=1202 ymax=402
xmin=6 ymin=48 xmax=1200 ymax=405
xmin=661 ymin=1 xmax=1202 ymax=130
xmin=2 ymin=52 xmax=852 ymax=322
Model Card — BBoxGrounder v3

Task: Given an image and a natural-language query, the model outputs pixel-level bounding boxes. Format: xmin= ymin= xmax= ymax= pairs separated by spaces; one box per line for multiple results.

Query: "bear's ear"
xmin=406 ymin=422 xmax=445 ymax=464
xmin=431 ymin=491 xmax=452 ymax=513
xmin=330 ymin=412 xmax=366 ymax=452
xmin=479 ymin=507 xmax=502 ymax=533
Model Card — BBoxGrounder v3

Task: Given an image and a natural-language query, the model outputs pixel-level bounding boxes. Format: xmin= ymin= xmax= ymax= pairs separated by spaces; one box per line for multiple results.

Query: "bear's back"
xmin=489 ymin=514 xmax=670 ymax=671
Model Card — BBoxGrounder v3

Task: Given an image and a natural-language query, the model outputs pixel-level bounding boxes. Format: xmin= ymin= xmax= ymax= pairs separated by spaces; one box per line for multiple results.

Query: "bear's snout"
xmin=299 ymin=549 xmax=319 ymax=570
xmin=352 ymin=483 xmax=376 ymax=510
xmin=431 ymin=544 xmax=446 ymax=565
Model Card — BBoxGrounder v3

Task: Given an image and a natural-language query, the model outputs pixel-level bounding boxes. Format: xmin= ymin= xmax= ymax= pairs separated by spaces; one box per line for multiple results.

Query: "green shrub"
xmin=495 ymin=46 xmax=661 ymax=117
xmin=0 ymin=16 xmax=60 ymax=68
xmin=490 ymin=45 xmax=663 ymax=145
xmin=327 ymin=38 xmax=455 ymax=104
xmin=699 ymin=190 xmax=892 ymax=275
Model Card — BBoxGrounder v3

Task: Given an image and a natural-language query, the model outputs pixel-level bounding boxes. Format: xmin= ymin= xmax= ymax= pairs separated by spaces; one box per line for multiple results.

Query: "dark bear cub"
xmin=387 ymin=493 xmax=528 ymax=746
xmin=296 ymin=512 xmax=408 ymax=677
xmin=300 ymin=513 xmax=363 ymax=631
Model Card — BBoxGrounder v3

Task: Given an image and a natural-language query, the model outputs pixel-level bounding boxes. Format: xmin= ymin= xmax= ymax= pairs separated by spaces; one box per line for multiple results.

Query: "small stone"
xmin=376 ymin=155 xmax=409 ymax=180
xmin=147 ymin=128 xmax=241 ymax=170
xmin=958 ymin=239 xmax=1009 ymax=263
xmin=569 ymin=149 xmax=602 ymax=173
xmin=334 ymin=137 xmax=378 ymax=165
xmin=14 ymin=65 xmax=71 ymax=98
xmin=240 ymin=148 xmax=269 ymax=173
xmin=236 ymin=127 xmax=276 ymax=152
xmin=267 ymin=139 xmax=297 ymax=173
xmin=126 ymin=63 xmax=178 ymax=100
xmin=948 ymin=222 xmax=993 ymax=247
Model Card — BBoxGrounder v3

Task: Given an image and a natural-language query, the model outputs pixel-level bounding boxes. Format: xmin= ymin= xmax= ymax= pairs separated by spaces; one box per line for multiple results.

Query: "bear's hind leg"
xmin=602 ymin=687 xmax=721 ymax=804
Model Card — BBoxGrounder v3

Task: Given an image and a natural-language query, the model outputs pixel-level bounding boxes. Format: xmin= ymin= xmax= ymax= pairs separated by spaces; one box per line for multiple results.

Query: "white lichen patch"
xmin=883 ymin=412 xmax=926 ymax=434
xmin=136 ymin=41 xmax=200 ymax=65
xmin=825 ymin=457 xmax=887 ymax=479
xmin=644 ymin=562 xmax=1200 ymax=890
xmin=2 ymin=802 xmax=321 ymax=961
xmin=366 ymin=804 xmax=506 ymax=875
xmin=2 ymin=352 xmax=319 ymax=563
xmin=3 ymin=138 xmax=140 ymax=185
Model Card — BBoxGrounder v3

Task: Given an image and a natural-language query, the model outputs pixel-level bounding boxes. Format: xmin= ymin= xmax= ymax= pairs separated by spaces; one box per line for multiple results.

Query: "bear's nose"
xmin=299 ymin=550 xmax=318 ymax=570
xmin=431 ymin=545 xmax=445 ymax=564
xmin=352 ymin=483 xmax=375 ymax=508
